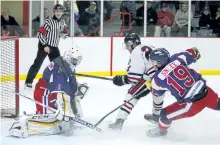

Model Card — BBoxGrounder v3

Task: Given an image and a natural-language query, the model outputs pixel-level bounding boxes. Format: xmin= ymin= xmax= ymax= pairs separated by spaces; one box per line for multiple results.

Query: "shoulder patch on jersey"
xmin=141 ymin=46 xmax=152 ymax=52
xmin=141 ymin=46 xmax=153 ymax=60
xmin=141 ymin=47 xmax=147 ymax=52
xmin=48 ymin=62 xmax=54 ymax=71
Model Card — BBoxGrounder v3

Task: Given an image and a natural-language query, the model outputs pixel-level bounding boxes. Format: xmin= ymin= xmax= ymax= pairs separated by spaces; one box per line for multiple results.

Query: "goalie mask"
xmin=63 ymin=46 xmax=82 ymax=70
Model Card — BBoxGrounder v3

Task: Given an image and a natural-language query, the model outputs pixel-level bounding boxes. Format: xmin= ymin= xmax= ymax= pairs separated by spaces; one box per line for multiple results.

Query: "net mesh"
xmin=0 ymin=38 xmax=18 ymax=117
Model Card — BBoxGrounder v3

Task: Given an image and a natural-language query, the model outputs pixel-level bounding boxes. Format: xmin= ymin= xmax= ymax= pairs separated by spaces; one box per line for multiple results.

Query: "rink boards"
xmin=1 ymin=37 xmax=220 ymax=81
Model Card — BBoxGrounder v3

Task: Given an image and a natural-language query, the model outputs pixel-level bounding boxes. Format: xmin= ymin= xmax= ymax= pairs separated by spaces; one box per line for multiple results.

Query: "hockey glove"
xmin=113 ymin=75 xmax=129 ymax=86
xmin=60 ymin=29 xmax=68 ymax=39
xmin=187 ymin=47 xmax=201 ymax=61
xmin=193 ymin=47 xmax=201 ymax=60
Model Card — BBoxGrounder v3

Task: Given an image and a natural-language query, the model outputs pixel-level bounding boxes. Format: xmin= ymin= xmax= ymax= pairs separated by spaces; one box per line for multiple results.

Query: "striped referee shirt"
xmin=38 ymin=15 xmax=67 ymax=47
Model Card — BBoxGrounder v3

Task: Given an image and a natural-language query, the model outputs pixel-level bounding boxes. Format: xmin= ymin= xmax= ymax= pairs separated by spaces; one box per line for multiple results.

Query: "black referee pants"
xmin=25 ymin=43 xmax=60 ymax=84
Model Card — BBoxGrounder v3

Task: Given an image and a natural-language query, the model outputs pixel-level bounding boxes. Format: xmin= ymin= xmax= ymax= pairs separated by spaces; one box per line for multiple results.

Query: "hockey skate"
xmin=108 ymin=119 xmax=125 ymax=130
xmin=146 ymin=127 xmax=167 ymax=138
xmin=144 ymin=114 xmax=159 ymax=124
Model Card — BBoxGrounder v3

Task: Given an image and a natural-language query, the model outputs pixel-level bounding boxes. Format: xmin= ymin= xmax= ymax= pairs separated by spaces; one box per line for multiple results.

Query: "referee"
xmin=25 ymin=4 xmax=68 ymax=88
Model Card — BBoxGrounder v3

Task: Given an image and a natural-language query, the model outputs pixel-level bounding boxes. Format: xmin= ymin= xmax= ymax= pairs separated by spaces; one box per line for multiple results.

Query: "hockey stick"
xmin=94 ymin=88 xmax=150 ymax=127
xmin=14 ymin=92 xmax=102 ymax=132
xmin=75 ymin=73 xmax=113 ymax=81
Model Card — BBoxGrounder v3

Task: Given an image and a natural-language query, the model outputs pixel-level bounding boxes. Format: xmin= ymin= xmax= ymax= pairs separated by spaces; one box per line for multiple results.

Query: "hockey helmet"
xmin=123 ymin=33 xmax=141 ymax=52
xmin=53 ymin=4 xmax=65 ymax=12
xmin=149 ymin=48 xmax=170 ymax=69
xmin=63 ymin=46 xmax=82 ymax=70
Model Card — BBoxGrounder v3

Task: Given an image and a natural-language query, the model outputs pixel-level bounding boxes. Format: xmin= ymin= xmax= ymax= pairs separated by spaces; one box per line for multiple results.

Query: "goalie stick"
xmin=94 ymin=88 xmax=150 ymax=127
xmin=14 ymin=92 xmax=102 ymax=132
xmin=75 ymin=73 xmax=113 ymax=81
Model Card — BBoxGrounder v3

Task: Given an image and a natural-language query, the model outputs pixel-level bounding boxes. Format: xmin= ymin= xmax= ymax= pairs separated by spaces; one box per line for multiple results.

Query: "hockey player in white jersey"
xmin=108 ymin=33 xmax=161 ymax=130
xmin=9 ymin=47 xmax=88 ymax=138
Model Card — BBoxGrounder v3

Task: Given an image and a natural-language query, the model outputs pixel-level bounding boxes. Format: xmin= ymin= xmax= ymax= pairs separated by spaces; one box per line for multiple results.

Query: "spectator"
xmin=77 ymin=1 xmax=100 ymax=36
xmin=147 ymin=1 xmax=157 ymax=26
xmin=63 ymin=0 xmax=80 ymax=29
xmin=120 ymin=0 xmax=136 ymax=30
xmin=76 ymin=1 xmax=90 ymax=15
xmin=76 ymin=1 xmax=99 ymax=15
xmin=199 ymin=6 xmax=212 ymax=29
xmin=62 ymin=12 xmax=84 ymax=36
xmin=135 ymin=4 xmax=144 ymax=26
xmin=173 ymin=3 xmax=193 ymax=37
xmin=104 ymin=0 xmax=114 ymax=21
xmin=64 ymin=0 xmax=80 ymax=20
xmin=32 ymin=8 xmax=50 ymax=36
xmin=74 ymin=1 xmax=80 ymax=21
xmin=135 ymin=3 xmax=144 ymax=35
xmin=147 ymin=1 xmax=157 ymax=36
xmin=154 ymin=3 xmax=174 ymax=37
xmin=64 ymin=0 xmax=71 ymax=13
xmin=208 ymin=1 xmax=220 ymax=18
xmin=135 ymin=1 xmax=157 ymax=36
xmin=1 ymin=8 xmax=27 ymax=37
xmin=213 ymin=7 xmax=220 ymax=37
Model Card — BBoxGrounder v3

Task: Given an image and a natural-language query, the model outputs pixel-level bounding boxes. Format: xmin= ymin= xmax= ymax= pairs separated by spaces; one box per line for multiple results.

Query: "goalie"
xmin=9 ymin=47 xmax=89 ymax=138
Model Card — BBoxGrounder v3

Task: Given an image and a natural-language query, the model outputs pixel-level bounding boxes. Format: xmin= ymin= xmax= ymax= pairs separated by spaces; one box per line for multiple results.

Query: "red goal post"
xmin=0 ymin=36 xmax=19 ymax=117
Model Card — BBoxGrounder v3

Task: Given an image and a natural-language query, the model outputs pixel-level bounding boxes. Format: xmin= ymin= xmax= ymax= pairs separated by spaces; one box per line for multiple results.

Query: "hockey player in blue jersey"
xmin=145 ymin=47 xmax=220 ymax=137
xmin=34 ymin=46 xmax=87 ymax=117
xmin=9 ymin=47 xmax=89 ymax=138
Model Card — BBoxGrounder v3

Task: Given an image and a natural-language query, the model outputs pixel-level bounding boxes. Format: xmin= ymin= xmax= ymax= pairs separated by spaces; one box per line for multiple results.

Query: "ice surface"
xmin=1 ymin=76 xmax=220 ymax=145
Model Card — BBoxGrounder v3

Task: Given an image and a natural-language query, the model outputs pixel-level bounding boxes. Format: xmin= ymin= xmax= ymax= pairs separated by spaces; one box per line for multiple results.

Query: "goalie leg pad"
xmin=71 ymin=98 xmax=84 ymax=118
xmin=50 ymin=91 xmax=74 ymax=121
xmin=9 ymin=113 xmax=71 ymax=138
xmin=26 ymin=119 xmax=71 ymax=135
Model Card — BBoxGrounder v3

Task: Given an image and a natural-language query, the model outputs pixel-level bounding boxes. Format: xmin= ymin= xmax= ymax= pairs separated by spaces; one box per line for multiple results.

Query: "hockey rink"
xmin=1 ymin=76 xmax=220 ymax=145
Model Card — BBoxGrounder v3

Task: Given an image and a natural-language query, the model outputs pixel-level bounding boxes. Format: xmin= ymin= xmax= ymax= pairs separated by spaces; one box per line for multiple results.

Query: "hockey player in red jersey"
xmin=145 ymin=47 xmax=220 ymax=137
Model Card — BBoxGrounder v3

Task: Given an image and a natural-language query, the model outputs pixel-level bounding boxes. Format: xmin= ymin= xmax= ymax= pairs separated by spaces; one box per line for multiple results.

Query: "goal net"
xmin=0 ymin=37 xmax=19 ymax=117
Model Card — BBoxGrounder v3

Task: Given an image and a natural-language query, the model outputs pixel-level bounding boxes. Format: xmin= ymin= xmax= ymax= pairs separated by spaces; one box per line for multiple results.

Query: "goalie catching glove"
xmin=72 ymin=82 xmax=89 ymax=117
xmin=75 ymin=83 xmax=89 ymax=100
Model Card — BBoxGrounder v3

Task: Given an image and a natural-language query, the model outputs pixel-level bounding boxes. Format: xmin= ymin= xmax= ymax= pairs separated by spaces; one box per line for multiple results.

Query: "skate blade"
xmin=144 ymin=118 xmax=158 ymax=125
xmin=146 ymin=129 xmax=168 ymax=138
xmin=107 ymin=121 xmax=122 ymax=132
